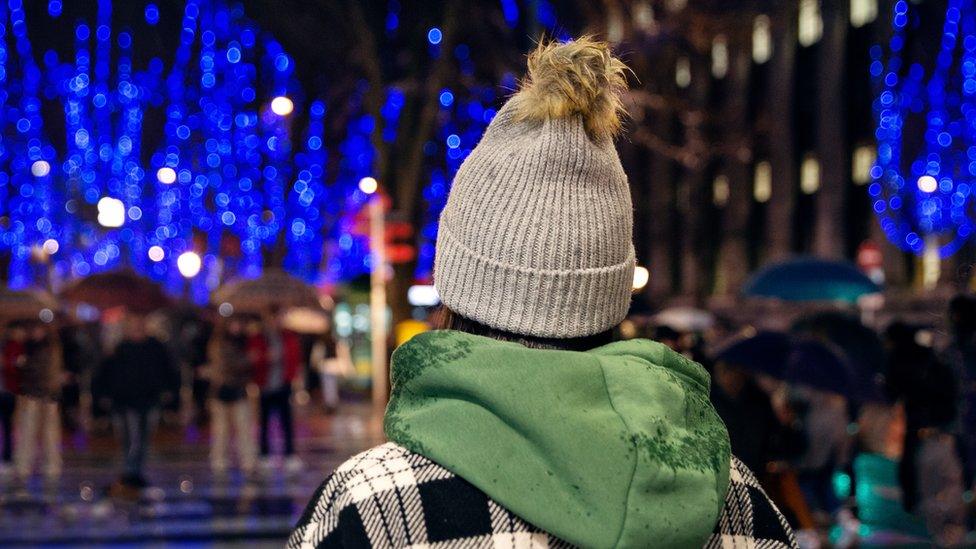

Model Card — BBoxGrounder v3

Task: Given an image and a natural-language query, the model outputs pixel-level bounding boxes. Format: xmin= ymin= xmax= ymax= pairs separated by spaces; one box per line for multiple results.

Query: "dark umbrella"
xmin=742 ymin=257 xmax=881 ymax=304
xmin=61 ymin=269 xmax=171 ymax=314
xmin=784 ymin=339 xmax=854 ymax=396
xmin=792 ymin=311 xmax=887 ymax=402
xmin=713 ymin=331 xmax=856 ymax=397
xmin=712 ymin=330 xmax=793 ymax=378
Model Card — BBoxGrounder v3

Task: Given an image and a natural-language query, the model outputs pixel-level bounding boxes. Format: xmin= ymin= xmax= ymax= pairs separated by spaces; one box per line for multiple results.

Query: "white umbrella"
xmin=213 ymin=269 xmax=321 ymax=314
xmin=282 ymin=307 xmax=331 ymax=334
xmin=652 ymin=307 xmax=715 ymax=332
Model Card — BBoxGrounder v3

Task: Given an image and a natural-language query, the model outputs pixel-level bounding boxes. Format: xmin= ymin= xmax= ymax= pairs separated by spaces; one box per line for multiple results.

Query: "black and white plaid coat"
xmin=289 ymin=443 xmax=797 ymax=548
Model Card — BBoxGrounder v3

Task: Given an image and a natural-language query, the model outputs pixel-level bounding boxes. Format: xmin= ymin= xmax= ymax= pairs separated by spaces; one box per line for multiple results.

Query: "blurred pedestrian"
xmin=711 ymin=362 xmax=788 ymax=474
xmin=711 ymin=363 xmax=816 ymax=542
xmin=886 ymin=322 xmax=966 ymax=545
xmin=291 ymin=37 xmax=794 ymax=549
xmin=12 ymin=320 xmax=63 ymax=480
xmin=0 ymin=322 xmax=20 ymax=473
xmin=248 ymin=307 xmax=302 ymax=472
xmin=207 ymin=316 xmax=256 ymax=475
xmin=98 ymin=313 xmax=176 ymax=490
xmin=309 ymin=322 xmax=350 ymax=413
xmin=790 ymin=386 xmax=857 ymax=544
xmin=943 ymin=295 xmax=976 ymax=489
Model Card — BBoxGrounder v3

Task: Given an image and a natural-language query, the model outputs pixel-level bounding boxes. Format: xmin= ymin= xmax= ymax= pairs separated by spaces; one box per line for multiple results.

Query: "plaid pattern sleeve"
xmin=704 ymin=456 xmax=798 ymax=549
xmin=289 ymin=444 xmax=796 ymax=549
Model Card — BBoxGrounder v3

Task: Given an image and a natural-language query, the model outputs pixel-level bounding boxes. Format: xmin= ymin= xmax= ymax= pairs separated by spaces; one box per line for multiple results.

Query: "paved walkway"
xmin=0 ymin=400 xmax=385 ymax=546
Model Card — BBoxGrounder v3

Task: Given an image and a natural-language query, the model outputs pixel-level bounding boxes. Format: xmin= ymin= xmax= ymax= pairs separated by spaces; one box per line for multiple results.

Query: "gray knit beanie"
xmin=434 ymin=37 xmax=635 ymax=338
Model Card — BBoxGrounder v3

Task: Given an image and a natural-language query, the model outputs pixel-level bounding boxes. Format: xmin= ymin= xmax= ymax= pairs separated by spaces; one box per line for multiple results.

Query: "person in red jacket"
xmin=247 ymin=307 xmax=302 ymax=472
xmin=0 ymin=321 xmax=25 ymax=472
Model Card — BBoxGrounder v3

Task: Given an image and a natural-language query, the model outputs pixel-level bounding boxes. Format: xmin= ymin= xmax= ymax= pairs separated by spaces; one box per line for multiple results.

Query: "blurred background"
xmin=0 ymin=0 xmax=974 ymax=547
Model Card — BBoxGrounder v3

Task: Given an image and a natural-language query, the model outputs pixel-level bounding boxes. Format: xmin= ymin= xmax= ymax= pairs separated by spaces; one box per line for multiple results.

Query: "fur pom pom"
xmin=512 ymin=37 xmax=630 ymax=141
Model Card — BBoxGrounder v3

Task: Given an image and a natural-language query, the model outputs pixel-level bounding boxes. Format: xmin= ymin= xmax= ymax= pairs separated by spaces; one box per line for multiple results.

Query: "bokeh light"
xmin=96 ymin=197 xmax=125 ymax=228
xmin=157 ymin=167 xmax=177 ymax=184
xmin=147 ymin=246 xmax=165 ymax=262
xmin=177 ymin=251 xmax=202 ymax=278
xmin=358 ymin=176 xmax=378 ymax=195
xmin=270 ymin=96 xmax=294 ymax=116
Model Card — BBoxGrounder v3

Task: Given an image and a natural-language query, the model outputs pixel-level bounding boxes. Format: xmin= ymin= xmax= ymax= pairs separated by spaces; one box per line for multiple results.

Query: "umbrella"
xmin=282 ymin=307 xmax=331 ymax=334
xmin=713 ymin=330 xmax=855 ymax=396
xmin=783 ymin=339 xmax=854 ymax=396
xmin=712 ymin=330 xmax=793 ymax=378
xmin=742 ymin=257 xmax=881 ymax=303
xmin=792 ymin=311 xmax=887 ymax=402
xmin=0 ymin=287 xmax=57 ymax=322
xmin=61 ymin=269 xmax=171 ymax=314
xmin=213 ymin=269 xmax=321 ymax=314
xmin=652 ymin=306 xmax=715 ymax=332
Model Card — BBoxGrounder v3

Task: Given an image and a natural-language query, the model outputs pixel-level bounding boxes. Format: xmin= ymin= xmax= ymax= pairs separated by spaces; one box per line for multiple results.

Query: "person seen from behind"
xmin=310 ymin=320 xmax=352 ymax=413
xmin=942 ymin=295 xmax=976 ymax=492
xmin=248 ymin=306 xmax=303 ymax=473
xmin=98 ymin=312 xmax=177 ymax=491
xmin=0 ymin=322 xmax=21 ymax=474
xmin=207 ymin=315 xmax=257 ymax=476
xmin=11 ymin=320 xmax=63 ymax=481
xmin=290 ymin=37 xmax=795 ymax=549
xmin=886 ymin=322 xmax=966 ymax=546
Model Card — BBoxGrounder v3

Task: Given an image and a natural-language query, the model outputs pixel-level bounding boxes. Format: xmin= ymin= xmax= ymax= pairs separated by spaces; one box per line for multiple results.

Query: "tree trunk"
xmin=647 ymin=113 xmax=676 ymax=300
xmin=388 ymin=2 xmax=462 ymax=325
xmin=813 ymin=0 xmax=848 ymax=259
xmin=678 ymin=55 xmax=711 ymax=300
xmin=765 ymin=3 xmax=798 ymax=263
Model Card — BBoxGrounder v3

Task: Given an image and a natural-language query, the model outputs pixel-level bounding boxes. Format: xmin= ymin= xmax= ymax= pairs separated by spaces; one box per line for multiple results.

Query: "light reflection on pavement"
xmin=0 ymin=401 xmax=385 ymax=546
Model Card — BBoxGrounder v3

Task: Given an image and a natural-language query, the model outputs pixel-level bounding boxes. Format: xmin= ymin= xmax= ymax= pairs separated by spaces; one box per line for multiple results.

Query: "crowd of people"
xmin=650 ymin=297 xmax=976 ymax=547
xmin=0 ymin=305 xmax=342 ymax=493
xmin=4 ymin=287 xmax=972 ymax=545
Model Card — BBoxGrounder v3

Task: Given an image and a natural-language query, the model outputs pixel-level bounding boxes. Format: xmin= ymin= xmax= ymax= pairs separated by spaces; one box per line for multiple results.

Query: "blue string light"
xmin=872 ymin=0 xmax=976 ymax=258
xmin=0 ymin=1 xmax=338 ymax=296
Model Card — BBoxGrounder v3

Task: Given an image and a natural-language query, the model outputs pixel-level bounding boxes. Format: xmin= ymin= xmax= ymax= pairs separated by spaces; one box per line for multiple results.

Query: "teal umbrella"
xmin=742 ymin=257 xmax=881 ymax=303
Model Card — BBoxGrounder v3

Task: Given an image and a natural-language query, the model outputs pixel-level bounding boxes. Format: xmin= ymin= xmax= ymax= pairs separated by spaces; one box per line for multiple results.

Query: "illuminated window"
xmin=666 ymin=0 xmax=686 ymax=12
xmin=713 ymin=175 xmax=730 ymax=207
xmin=754 ymin=161 xmax=772 ymax=202
xmin=852 ymin=144 xmax=876 ymax=184
xmin=675 ymin=56 xmax=691 ymax=88
xmin=607 ymin=9 xmax=624 ymax=43
xmin=634 ymin=1 xmax=655 ymax=32
xmin=798 ymin=0 xmax=823 ymax=47
xmin=753 ymin=15 xmax=772 ymax=64
xmin=850 ymin=0 xmax=878 ymax=27
xmin=801 ymin=154 xmax=820 ymax=194
xmin=712 ymin=35 xmax=728 ymax=79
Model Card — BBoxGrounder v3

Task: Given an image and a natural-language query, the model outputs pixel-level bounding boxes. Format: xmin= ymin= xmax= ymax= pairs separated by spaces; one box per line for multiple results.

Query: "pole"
xmin=369 ymin=195 xmax=389 ymax=404
xmin=922 ymin=235 xmax=941 ymax=291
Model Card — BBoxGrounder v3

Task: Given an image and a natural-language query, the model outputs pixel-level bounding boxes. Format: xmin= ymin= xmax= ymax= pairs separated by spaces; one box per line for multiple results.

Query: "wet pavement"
xmin=0 ymin=400 xmax=385 ymax=546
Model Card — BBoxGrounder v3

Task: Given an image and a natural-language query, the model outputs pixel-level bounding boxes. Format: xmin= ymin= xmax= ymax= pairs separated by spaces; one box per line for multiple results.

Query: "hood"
xmin=384 ymin=330 xmax=731 ymax=549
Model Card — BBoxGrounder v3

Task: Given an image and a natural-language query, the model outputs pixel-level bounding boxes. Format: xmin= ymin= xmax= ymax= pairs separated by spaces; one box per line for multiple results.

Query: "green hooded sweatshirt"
xmin=384 ymin=330 xmax=731 ymax=549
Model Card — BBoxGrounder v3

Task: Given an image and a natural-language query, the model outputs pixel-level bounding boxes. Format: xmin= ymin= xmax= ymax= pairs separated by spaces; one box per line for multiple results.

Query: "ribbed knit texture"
xmin=435 ymin=97 xmax=635 ymax=338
